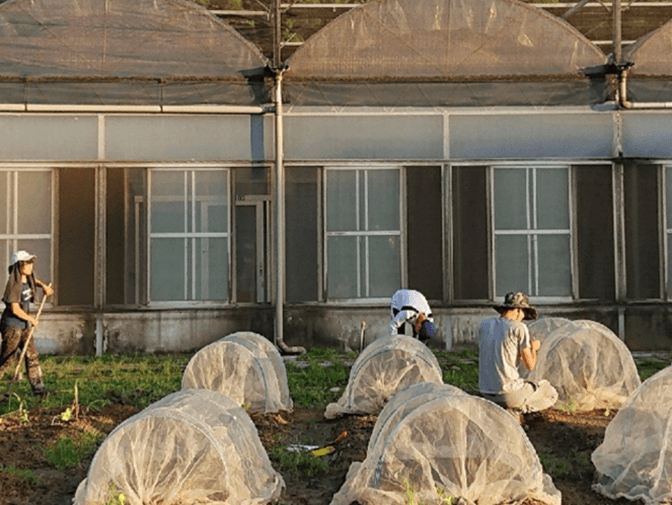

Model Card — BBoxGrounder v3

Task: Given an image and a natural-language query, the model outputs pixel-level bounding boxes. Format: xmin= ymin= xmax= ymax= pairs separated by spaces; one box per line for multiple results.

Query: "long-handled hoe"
xmin=1 ymin=286 xmax=51 ymax=401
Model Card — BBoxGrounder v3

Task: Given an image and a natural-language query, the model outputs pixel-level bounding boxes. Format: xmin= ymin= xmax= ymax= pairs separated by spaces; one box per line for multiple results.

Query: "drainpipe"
xmin=273 ymin=69 xmax=306 ymax=355
xmin=618 ymin=68 xmax=672 ymax=109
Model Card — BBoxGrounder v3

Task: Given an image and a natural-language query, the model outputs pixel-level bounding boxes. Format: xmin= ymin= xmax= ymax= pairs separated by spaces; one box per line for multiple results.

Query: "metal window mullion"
xmin=569 ymin=166 xmax=578 ymax=300
xmin=364 ymin=170 xmax=369 ymax=297
xmin=12 ymin=171 xmax=18 ymax=250
xmin=531 ymin=168 xmax=539 ymax=296
xmin=190 ymin=171 xmax=196 ymax=301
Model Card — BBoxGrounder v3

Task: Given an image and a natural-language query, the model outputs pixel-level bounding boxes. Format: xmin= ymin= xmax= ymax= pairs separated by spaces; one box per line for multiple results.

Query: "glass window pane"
xmin=195 ymin=237 xmax=228 ymax=301
xmin=151 ymin=172 xmax=185 ymax=233
xmin=236 ymin=206 xmax=257 ymax=303
xmin=495 ymin=168 xmax=528 ymax=230
xmin=151 ymin=238 xmax=185 ymax=301
xmin=368 ymin=235 xmax=401 ymax=298
xmin=367 ymin=169 xmax=400 ymax=231
xmin=495 ymin=234 xmax=529 ymax=296
xmin=537 ymin=168 xmax=569 ymax=229
xmin=195 ymin=171 xmax=228 ymax=233
xmin=327 ymin=170 xmax=357 ymax=232
xmin=17 ymin=171 xmax=51 ymax=234
xmin=328 ymin=236 xmax=358 ymax=298
xmin=537 ymin=235 xmax=572 ymax=296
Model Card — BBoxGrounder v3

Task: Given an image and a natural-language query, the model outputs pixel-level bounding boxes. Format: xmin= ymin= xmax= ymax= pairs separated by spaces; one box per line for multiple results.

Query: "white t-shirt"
xmin=478 ymin=316 xmax=531 ymax=394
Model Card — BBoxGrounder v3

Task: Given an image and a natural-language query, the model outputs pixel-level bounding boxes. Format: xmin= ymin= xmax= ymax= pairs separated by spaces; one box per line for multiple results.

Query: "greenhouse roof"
xmin=284 ymin=0 xmax=609 ymax=107
xmin=0 ymin=0 xmax=270 ymax=106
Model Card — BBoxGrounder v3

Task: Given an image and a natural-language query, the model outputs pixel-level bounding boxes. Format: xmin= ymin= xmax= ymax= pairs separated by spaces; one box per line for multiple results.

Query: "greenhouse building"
xmin=2 ymin=0 xmax=672 ymax=353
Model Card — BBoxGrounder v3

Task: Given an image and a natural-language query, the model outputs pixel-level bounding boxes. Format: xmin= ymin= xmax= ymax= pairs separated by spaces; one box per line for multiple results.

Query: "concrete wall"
xmin=32 ymin=304 xmax=672 ymax=355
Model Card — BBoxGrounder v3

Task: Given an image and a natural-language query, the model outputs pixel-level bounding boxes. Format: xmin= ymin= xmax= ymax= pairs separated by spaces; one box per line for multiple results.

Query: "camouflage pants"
xmin=0 ymin=326 xmax=45 ymax=394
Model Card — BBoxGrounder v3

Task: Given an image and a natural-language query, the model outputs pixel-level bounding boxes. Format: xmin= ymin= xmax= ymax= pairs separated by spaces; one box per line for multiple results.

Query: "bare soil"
xmin=0 ymin=397 xmax=639 ymax=505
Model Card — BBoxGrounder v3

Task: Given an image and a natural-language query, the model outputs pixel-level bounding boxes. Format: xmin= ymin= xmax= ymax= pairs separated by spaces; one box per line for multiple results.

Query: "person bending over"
xmin=0 ymin=251 xmax=53 ymax=397
xmin=389 ymin=289 xmax=436 ymax=342
xmin=478 ymin=291 xmax=557 ymax=413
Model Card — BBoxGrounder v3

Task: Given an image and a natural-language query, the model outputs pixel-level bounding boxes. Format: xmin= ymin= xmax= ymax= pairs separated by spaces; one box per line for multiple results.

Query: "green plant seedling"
xmin=101 ymin=482 xmax=127 ymax=505
xmin=268 ymin=445 xmax=329 ymax=476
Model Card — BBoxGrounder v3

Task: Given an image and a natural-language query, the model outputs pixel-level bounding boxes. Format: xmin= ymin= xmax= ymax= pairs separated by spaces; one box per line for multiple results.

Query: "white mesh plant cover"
xmin=182 ymin=332 xmax=293 ymax=413
xmin=520 ymin=317 xmax=571 ymax=378
xmin=592 ymin=365 xmax=672 ymax=504
xmin=74 ymin=389 xmax=284 ymax=505
xmin=527 ymin=317 xmax=571 ymax=343
xmin=330 ymin=383 xmax=561 ymax=505
xmin=528 ymin=322 xmax=641 ymax=411
xmin=325 ymin=335 xmax=443 ymax=419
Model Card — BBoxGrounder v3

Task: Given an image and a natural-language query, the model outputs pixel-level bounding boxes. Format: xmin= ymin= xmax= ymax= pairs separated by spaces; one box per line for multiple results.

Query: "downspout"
xmin=273 ymin=69 xmax=306 ymax=355
xmin=618 ymin=68 xmax=672 ymax=109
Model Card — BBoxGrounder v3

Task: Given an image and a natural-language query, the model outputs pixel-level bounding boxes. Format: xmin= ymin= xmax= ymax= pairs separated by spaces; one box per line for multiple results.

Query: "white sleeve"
xmin=389 ymin=310 xmax=416 ymax=336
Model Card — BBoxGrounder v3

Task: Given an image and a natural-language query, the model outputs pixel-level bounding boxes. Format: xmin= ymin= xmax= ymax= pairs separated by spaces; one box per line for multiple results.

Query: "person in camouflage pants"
xmin=0 ymin=251 xmax=53 ymax=397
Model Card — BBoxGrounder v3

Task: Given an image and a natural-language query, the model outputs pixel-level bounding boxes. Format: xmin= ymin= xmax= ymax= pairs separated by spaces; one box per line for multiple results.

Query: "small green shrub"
xmin=99 ymin=482 xmax=127 ymax=505
xmin=538 ymin=453 xmax=572 ymax=479
xmin=44 ymin=430 xmax=104 ymax=470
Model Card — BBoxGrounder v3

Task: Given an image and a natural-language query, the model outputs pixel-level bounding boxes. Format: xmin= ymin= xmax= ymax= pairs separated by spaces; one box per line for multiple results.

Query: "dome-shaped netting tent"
xmin=528 ymin=322 xmax=641 ymax=411
xmin=0 ymin=0 xmax=269 ymax=105
xmin=73 ymin=389 xmax=285 ymax=505
xmin=527 ymin=317 xmax=571 ymax=343
xmin=324 ymin=335 xmax=443 ymax=419
xmin=592 ymin=366 xmax=672 ymax=504
xmin=330 ymin=383 xmax=561 ymax=505
xmin=182 ymin=332 xmax=293 ymax=413
xmin=284 ymin=0 xmax=607 ymax=107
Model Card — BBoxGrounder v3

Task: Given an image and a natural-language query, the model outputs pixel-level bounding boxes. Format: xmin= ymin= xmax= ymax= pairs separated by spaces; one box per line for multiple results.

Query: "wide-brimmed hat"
xmin=494 ymin=291 xmax=538 ymax=320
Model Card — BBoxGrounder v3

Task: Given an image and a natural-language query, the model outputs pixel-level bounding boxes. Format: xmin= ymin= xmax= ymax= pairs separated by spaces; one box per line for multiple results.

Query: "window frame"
xmin=322 ymin=165 xmax=405 ymax=303
xmin=0 ymin=165 xmax=55 ymax=305
xmin=146 ymin=166 xmax=232 ymax=307
xmin=490 ymin=164 xmax=575 ymax=301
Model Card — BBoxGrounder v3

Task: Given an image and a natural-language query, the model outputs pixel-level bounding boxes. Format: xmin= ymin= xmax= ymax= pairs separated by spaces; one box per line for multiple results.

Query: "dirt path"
xmin=0 ymin=403 xmax=640 ymax=505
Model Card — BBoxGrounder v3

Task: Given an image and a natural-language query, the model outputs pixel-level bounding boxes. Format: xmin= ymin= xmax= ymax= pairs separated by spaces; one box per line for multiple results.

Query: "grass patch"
xmin=0 ymin=353 xmax=189 ymax=416
xmin=434 ymin=348 xmax=479 ymax=394
xmin=44 ymin=429 xmax=105 ymax=470
xmin=286 ymin=347 xmax=351 ymax=408
xmin=636 ymin=357 xmax=670 ymax=381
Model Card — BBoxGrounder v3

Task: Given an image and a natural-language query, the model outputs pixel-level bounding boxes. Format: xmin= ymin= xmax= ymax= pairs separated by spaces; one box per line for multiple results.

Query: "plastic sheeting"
xmin=592 ymin=365 xmax=672 ymax=504
xmin=330 ymin=383 xmax=561 ymax=505
xmin=324 ymin=335 xmax=443 ymax=419
xmin=182 ymin=332 xmax=293 ymax=414
xmin=527 ymin=317 xmax=571 ymax=343
xmin=0 ymin=0 xmax=270 ymax=105
xmin=285 ymin=0 xmax=607 ymax=107
xmin=528 ymin=322 xmax=641 ymax=411
xmin=74 ymin=389 xmax=285 ymax=505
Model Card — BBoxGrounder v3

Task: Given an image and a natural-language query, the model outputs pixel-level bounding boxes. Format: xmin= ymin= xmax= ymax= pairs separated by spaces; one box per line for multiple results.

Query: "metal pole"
xmin=613 ymin=0 xmax=621 ymax=65
xmin=275 ymin=71 xmax=285 ymax=349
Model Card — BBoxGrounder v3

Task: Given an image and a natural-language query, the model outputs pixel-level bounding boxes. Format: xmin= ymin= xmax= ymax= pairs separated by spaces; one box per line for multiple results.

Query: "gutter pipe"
xmin=273 ymin=68 xmax=306 ymax=355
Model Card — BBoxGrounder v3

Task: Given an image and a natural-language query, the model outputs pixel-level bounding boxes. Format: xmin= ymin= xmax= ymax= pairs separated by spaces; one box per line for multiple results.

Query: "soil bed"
xmin=0 ymin=400 xmax=638 ymax=505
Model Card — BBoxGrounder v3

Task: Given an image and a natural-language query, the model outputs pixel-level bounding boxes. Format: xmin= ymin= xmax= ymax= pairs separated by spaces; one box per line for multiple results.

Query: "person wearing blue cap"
xmin=389 ymin=289 xmax=436 ymax=342
xmin=478 ymin=291 xmax=558 ymax=414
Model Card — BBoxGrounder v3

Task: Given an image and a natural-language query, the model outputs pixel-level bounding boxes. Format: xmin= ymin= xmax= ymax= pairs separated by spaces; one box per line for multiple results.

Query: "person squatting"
xmin=478 ymin=291 xmax=558 ymax=414
xmin=0 ymin=251 xmax=54 ymax=397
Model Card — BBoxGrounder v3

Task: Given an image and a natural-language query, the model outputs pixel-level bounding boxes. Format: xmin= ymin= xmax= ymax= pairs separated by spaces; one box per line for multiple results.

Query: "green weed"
xmin=538 ymin=453 xmax=572 ymax=479
xmin=435 ymin=349 xmax=479 ymax=394
xmin=0 ymin=465 xmax=39 ymax=485
xmin=556 ymin=396 xmax=577 ymax=415
xmin=268 ymin=445 xmax=329 ymax=476
xmin=44 ymin=429 xmax=105 ymax=470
